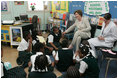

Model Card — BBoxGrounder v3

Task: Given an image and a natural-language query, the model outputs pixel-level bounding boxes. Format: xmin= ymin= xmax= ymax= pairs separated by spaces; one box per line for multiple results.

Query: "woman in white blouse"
xmin=63 ymin=10 xmax=91 ymax=51
xmin=88 ymin=13 xmax=117 ymax=58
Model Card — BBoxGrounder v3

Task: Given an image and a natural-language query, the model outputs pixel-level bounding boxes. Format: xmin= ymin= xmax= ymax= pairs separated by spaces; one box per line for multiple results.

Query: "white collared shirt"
xmin=17 ymin=38 xmax=29 ymax=51
xmin=48 ymin=34 xmax=58 ymax=43
xmin=79 ymin=54 xmax=91 ymax=74
xmin=30 ymin=52 xmax=51 ymax=72
xmin=1 ymin=63 xmax=4 ymax=77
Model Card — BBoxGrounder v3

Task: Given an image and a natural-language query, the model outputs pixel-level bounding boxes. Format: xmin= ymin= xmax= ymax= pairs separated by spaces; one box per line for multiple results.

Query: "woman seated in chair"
xmin=88 ymin=13 xmax=117 ymax=58
xmin=63 ymin=10 xmax=91 ymax=51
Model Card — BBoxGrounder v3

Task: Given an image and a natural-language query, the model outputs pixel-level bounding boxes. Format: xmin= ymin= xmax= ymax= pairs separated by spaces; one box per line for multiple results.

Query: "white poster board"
xmin=84 ymin=1 xmax=109 ymax=15
xmin=10 ymin=26 xmax=23 ymax=45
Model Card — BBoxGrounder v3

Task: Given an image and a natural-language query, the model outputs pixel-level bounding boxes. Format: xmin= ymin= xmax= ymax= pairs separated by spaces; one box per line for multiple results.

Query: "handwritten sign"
xmin=84 ymin=1 xmax=109 ymax=15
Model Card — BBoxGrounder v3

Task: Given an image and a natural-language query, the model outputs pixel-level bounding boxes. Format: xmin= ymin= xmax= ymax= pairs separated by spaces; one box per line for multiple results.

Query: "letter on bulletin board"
xmin=52 ymin=1 xmax=69 ymax=13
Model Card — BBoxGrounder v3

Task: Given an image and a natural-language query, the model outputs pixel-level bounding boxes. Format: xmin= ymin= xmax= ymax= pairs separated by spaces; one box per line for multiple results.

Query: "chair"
xmin=81 ymin=24 xmax=97 ymax=43
xmin=61 ymin=20 xmax=75 ymax=40
xmin=96 ymin=41 xmax=117 ymax=78
xmin=100 ymin=50 xmax=117 ymax=78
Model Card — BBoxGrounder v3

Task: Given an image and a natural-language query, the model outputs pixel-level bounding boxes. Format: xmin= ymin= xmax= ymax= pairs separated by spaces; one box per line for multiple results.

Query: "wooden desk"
xmin=1 ymin=23 xmax=32 ymax=48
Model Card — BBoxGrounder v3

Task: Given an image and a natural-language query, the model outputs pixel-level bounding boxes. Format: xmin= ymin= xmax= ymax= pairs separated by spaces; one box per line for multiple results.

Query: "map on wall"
xmin=1 ymin=1 xmax=8 ymax=11
xmin=52 ymin=1 xmax=69 ymax=13
xmin=84 ymin=1 xmax=109 ymax=15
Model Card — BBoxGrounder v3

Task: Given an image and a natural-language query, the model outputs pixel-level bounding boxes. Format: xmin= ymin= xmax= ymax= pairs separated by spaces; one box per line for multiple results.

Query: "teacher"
xmin=63 ymin=10 xmax=91 ymax=51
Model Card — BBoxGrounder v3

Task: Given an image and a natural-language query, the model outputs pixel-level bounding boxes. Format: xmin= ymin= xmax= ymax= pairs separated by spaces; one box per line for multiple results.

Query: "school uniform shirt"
xmin=17 ymin=38 xmax=29 ymax=51
xmin=30 ymin=52 xmax=51 ymax=72
xmin=28 ymin=71 xmax=57 ymax=78
xmin=53 ymin=48 xmax=74 ymax=72
xmin=52 ymin=48 xmax=74 ymax=60
xmin=47 ymin=30 xmax=62 ymax=43
xmin=79 ymin=54 xmax=99 ymax=78
xmin=1 ymin=62 xmax=4 ymax=77
xmin=73 ymin=54 xmax=82 ymax=63
xmin=47 ymin=34 xmax=59 ymax=43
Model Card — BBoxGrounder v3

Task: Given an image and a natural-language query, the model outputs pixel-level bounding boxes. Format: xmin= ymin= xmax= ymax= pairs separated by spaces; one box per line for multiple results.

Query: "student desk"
xmin=1 ymin=23 xmax=32 ymax=48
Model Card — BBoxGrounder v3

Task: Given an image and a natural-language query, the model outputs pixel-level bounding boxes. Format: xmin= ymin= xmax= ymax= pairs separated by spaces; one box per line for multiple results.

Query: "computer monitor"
xmin=20 ymin=14 xmax=28 ymax=21
xmin=15 ymin=16 xmax=20 ymax=21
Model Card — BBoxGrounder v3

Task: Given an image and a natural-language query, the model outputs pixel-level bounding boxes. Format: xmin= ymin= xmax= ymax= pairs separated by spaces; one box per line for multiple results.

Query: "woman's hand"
xmin=98 ymin=36 xmax=105 ymax=40
xmin=62 ymin=32 xmax=66 ymax=35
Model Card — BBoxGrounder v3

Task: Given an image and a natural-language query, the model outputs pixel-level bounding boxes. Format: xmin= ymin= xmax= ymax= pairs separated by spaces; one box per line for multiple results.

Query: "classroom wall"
xmin=1 ymin=1 xmax=51 ymax=30
xmin=69 ymin=1 xmax=117 ymax=19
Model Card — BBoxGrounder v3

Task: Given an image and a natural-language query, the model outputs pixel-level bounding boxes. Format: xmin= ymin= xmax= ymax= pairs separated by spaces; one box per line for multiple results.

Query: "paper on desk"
xmin=37 ymin=36 xmax=46 ymax=44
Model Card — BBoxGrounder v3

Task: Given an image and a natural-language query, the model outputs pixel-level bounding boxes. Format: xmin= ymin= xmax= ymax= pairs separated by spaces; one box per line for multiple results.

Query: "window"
xmin=28 ymin=1 xmax=48 ymax=11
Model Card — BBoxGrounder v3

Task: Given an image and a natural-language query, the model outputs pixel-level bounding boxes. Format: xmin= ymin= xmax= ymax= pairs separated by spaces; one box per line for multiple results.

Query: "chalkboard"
xmin=69 ymin=1 xmax=117 ymax=18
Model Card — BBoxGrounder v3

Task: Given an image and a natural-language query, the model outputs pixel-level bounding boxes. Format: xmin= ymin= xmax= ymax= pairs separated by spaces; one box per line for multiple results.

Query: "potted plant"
xmin=30 ymin=3 xmax=36 ymax=11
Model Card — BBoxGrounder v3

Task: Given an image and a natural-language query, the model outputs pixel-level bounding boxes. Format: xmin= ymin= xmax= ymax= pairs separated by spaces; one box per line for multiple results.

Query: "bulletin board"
xmin=51 ymin=1 xmax=69 ymax=13
xmin=69 ymin=1 xmax=117 ymax=18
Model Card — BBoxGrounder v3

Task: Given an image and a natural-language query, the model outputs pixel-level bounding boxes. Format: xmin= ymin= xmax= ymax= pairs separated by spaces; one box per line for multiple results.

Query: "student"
xmin=17 ymin=31 xmax=32 ymax=68
xmin=1 ymin=47 xmax=7 ymax=78
xmin=53 ymin=39 xmax=74 ymax=72
xmin=66 ymin=66 xmax=80 ymax=78
xmin=28 ymin=55 xmax=56 ymax=78
xmin=59 ymin=66 xmax=80 ymax=78
xmin=36 ymin=30 xmax=53 ymax=52
xmin=77 ymin=44 xmax=99 ymax=78
xmin=1 ymin=47 xmax=26 ymax=78
xmin=73 ymin=40 xmax=97 ymax=63
xmin=29 ymin=42 xmax=53 ymax=72
xmin=47 ymin=26 xmax=62 ymax=51
xmin=88 ymin=13 xmax=117 ymax=57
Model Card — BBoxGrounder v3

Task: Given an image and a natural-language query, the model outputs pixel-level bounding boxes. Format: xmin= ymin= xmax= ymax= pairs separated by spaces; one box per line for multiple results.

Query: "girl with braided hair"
xmin=28 ymin=55 xmax=56 ymax=78
xmin=77 ymin=44 xmax=99 ymax=78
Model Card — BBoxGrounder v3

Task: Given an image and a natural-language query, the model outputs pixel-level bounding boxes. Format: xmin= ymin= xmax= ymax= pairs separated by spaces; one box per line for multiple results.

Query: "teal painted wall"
xmin=1 ymin=1 xmax=51 ymax=30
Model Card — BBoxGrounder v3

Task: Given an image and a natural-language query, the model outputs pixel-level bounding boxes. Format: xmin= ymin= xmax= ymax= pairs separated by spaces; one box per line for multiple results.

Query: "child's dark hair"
xmin=61 ymin=39 xmax=68 ymax=48
xmin=34 ymin=55 xmax=48 ymax=71
xmin=66 ymin=66 xmax=80 ymax=78
xmin=79 ymin=44 xmax=90 ymax=55
xmin=52 ymin=26 xmax=58 ymax=31
xmin=33 ymin=42 xmax=45 ymax=52
xmin=23 ymin=31 xmax=30 ymax=39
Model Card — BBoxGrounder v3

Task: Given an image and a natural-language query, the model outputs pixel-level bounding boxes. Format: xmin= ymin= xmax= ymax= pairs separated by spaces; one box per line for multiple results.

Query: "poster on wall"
xmin=1 ymin=1 xmax=8 ymax=11
xmin=14 ymin=1 xmax=24 ymax=5
xmin=84 ymin=1 xmax=109 ymax=15
xmin=10 ymin=27 xmax=23 ymax=45
xmin=52 ymin=1 xmax=69 ymax=13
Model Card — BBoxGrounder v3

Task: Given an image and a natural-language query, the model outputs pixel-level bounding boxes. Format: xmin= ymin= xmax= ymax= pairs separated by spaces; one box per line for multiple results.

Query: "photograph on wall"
xmin=10 ymin=27 xmax=23 ymax=45
xmin=6 ymin=35 xmax=10 ymax=40
xmin=1 ymin=1 xmax=8 ymax=11
xmin=14 ymin=1 xmax=24 ymax=5
xmin=1 ymin=34 xmax=4 ymax=40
